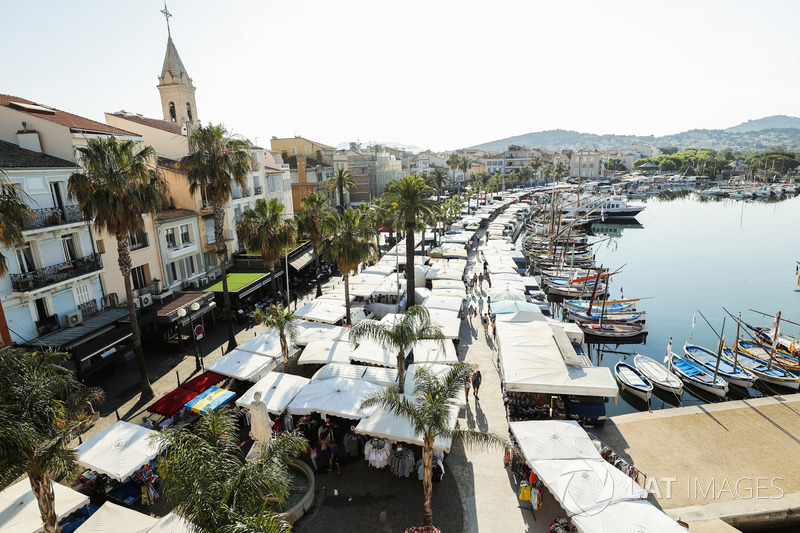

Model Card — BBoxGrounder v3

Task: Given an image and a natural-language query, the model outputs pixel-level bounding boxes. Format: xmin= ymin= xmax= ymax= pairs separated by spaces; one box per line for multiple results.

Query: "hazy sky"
xmin=2 ymin=0 xmax=798 ymax=151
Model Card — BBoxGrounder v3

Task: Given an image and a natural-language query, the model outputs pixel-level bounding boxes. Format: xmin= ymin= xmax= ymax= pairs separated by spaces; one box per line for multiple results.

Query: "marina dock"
xmin=594 ymin=393 xmax=800 ymax=530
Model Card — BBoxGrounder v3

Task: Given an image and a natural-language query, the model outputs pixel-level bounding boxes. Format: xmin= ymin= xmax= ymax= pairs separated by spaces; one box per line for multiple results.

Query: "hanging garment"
xmin=389 ymin=448 xmax=416 ymax=477
xmin=519 ymin=483 xmax=531 ymax=501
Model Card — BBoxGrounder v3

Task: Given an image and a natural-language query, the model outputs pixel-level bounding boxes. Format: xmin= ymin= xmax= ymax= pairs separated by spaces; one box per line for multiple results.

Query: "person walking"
xmin=478 ymin=272 xmax=484 ymax=289
xmin=482 ymin=314 xmax=489 ymax=337
xmin=468 ymin=303 xmax=475 ymax=324
xmin=472 ymin=370 xmax=482 ymax=399
xmin=492 ymin=318 xmax=497 ymax=340
xmin=483 ymin=260 xmax=488 ymax=274
xmin=478 ymin=296 xmax=485 ymax=316
xmin=464 ymin=377 xmax=471 ymax=403
xmin=468 ymin=278 xmax=475 ymax=295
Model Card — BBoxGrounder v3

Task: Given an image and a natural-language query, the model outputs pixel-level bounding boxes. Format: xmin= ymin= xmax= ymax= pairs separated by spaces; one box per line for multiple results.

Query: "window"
xmin=180 ymin=224 xmax=191 ymax=244
xmin=291 ymin=147 xmax=297 ymax=155
xmin=129 ymin=228 xmax=148 ymax=250
xmin=131 ymin=265 xmax=147 ymax=290
xmin=169 ymin=102 xmax=176 ymax=122
xmin=165 ymin=228 xmax=176 ymax=248
xmin=16 ymin=243 xmax=35 ymax=272
xmin=186 ymin=256 xmax=196 ymax=276
xmin=169 ymin=262 xmax=179 ymax=284
xmin=186 ymin=102 xmax=193 ymax=122
xmin=96 ymin=239 xmax=105 ymax=254
xmin=61 ymin=235 xmax=77 ymax=262
xmin=75 ymin=283 xmax=91 ymax=305
xmin=204 ymin=251 xmax=218 ymax=268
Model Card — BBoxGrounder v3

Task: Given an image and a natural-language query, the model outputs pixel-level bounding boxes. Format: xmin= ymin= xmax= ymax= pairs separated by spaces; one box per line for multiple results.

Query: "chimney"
xmin=17 ymin=127 xmax=42 ymax=153
xmin=297 ymin=155 xmax=307 ymax=183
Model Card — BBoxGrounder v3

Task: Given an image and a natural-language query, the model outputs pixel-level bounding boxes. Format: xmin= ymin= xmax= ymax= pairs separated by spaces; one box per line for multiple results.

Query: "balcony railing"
xmin=23 ymin=205 xmax=84 ymax=231
xmin=77 ymin=299 xmax=98 ymax=318
xmin=10 ymin=253 xmax=103 ymax=293
xmin=36 ymin=314 xmax=60 ymax=336
xmin=206 ymin=229 xmax=234 ymax=245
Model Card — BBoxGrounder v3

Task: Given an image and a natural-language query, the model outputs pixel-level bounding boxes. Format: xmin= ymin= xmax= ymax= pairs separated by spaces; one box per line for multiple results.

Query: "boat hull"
xmin=614 ymin=362 xmax=652 ymax=402
xmin=722 ymin=349 xmax=800 ymax=390
xmin=633 ymin=355 xmax=683 ymax=395
xmin=683 ymin=344 xmax=757 ymax=388
xmin=668 ymin=353 xmax=728 ymax=398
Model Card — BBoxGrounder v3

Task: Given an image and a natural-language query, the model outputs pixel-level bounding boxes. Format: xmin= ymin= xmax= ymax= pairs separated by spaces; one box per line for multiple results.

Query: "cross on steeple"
xmin=161 ymin=1 xmax=172 ymax=37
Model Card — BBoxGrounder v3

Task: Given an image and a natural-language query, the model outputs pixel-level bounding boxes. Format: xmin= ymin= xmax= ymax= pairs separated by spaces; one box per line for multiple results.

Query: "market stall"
xmin=297 ymin=339 xmax=358 ymax=365
xmin=293 ymin=321 xmax=347 ymax=347
xmin=412 ymin=339 xmax=459 ymax=364
xmin=294 ymin=300 xmax=349 ymax=324
xmin=205 ymin=349 xmax=279 ymax=381
xmin=235 ymin=330 xmax=283 ymax=358
xmin=0 ymin=478 xmax=89 ymax=533
xmin=143 ymin=512 xmax=195 ymax=533
xmin=287 ymin=377 xmax=384 ymax=419
xmin=75 ymin=421 xmax=160 ymax=483
xmin=355 ymin=402 xmax=458 ymax=452
xmin=235 ymin=372 xmax=311 ymax=413
xmin=184 ymin=386 xmax=235 ymax=414
xmin=75 ymin=502 xmax=157 ymax=533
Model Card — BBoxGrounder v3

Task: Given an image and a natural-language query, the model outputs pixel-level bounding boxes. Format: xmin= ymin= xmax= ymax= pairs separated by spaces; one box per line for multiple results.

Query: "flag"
xmin=664 ymin=337 xmax=673 ymax=363
xmin=689 ymin=310 xmax=696 ymax=340
xmin=771 ymin=315 xmax=780 ymax=356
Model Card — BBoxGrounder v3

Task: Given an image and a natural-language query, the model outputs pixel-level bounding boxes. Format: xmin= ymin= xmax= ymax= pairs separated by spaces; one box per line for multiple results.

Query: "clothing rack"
xmin=587 ymin=432 xmax=647 ymax=487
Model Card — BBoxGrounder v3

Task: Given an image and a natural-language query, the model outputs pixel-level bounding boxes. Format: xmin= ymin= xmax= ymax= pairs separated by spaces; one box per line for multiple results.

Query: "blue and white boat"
xmin=683 ymin=343 xmax=757 ymax=388
xmin=667 ymin=352 xmax=728 ymax=398
xmin=563 ymin=299 xmax=636 ymax=313
xmin=633 ymin=354 xmax=683 ymax=395
xmin=568 ymin=309 xmax=646 ymax=323
xmin=722 ymin=347 xmax=800 ymax=390
xmin=614 ymin=361 xmax=653 ymax=402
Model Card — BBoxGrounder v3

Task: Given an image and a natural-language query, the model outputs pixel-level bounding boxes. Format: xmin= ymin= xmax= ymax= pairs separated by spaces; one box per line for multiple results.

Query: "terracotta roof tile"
xmin=110 ymin=112 xmax=184 ymax=135
xmin=0 ymin=139 xmax=77 ymax=169
xmin=0 ymin=94 xmax=139 ymax=137
xmin=155 ymin=208 xmax=199 ymax=222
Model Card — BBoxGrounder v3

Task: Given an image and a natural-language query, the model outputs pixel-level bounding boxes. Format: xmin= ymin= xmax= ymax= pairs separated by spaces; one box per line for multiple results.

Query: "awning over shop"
xmin=147 ymin=387 xmax=199 ymax=418
xmin=289 ymin=247 xmax=315 ymax=271
xmin=205 ymin=349 xmax=279 ymax=381
xmin=75 ymin=421 xmax=160 ymax=482
xmin=180 ymin=370 xmax=226 ymax=393
xmin=0 ymin=478 xmax=89 ymax=533
xmin=75 ymin=501 xmax=158 ymax=533
xmin=154 ymin=291 xmax=216 ymax=325
xmin=236 ymin=372 xmax=311 ymax=414
xmin=294 ymin=300 xmax=349 ymax=324
xmin=185 ymin=386 xmax=235 ymax=414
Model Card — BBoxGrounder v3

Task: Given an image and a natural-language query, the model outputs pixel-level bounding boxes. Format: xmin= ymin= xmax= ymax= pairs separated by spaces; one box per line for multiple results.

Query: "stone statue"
xmin=249 ymin=391 xmax=271 ymax=442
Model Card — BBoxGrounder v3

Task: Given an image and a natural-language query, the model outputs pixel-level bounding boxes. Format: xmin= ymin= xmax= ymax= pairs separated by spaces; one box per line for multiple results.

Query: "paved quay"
xmin=593 ymin=394 xmax=800 ymax=530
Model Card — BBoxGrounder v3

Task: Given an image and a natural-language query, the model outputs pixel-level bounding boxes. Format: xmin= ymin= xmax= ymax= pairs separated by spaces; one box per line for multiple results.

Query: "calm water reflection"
xmin=575 ymin=193 xmax=800 ymax=416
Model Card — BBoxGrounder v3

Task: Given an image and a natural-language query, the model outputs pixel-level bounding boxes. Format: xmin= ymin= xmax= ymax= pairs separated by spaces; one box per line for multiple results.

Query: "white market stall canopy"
xmin=205 ymin=349 xmax=279 ymax=381
xmin=314 ymin=289 xmax=355 ymax=303
xmin=293 ymin=321 xmax=347 ymax=347
xmin=413 ymin=339 xmax=458 ymax=364
xmin=298 ymin=340 xmax=358 ymax=365
xmin=488 ymin=286 xmax=527 ymax=302
xmin=497 ymin=319 xmax=617 ymax=397
xmin=372 ymin=276 xmax=407 ymax=296
xmin=508 ymin=421 xmax=677 ymax=530
xmin=363 ymin=263 xmax=396 ymax=276
xmin=355 ymin=401 xmax=458 ymax=452
xmin=236 ymin=330 xmax=283 ymax=358
xmin=432 ymin=279 xmax=464 ymax=291
xmin=75 ymin=421 xmax=160 ymax=482
xmin=422 ymin=294 xmax=464 ymax=312
xmin=75 ymin=501 xmax=158 ymax=533
xmin=143 ymin=513 xmax=195 ymax=533
xmin=347 ymin=273 xmax=391 ymax=298
xmin=287 ymin=377 xmax=385 ymax=419
xmin=0 ymin=478 xmax=88 ymax=533
xmin=294 ymin=300 xmax=348 ymax=324
xmin=427 ymin=308 xmax=462 ymax=339
xmin=236 ymin=372 xmax=311 ymax=414
xmin=313 ymin=363 xmax=399 ymax=388
xmin=349 ymin=337 xmax=406 ymax=368
xmin=440 ymin=244 xmax=468 ymax=260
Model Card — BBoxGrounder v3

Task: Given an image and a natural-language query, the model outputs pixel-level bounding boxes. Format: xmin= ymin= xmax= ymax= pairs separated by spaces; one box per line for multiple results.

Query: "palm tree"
xmin=529 ymin=157 xmax=543 ymax=185
xmin=153 ymin=407 xmax=307 ymax=533
xmin=180 ymin=124 xmax=251 ymax=353
xmin=360 ymin=364 xmax=508 ymax=526
xmin=350 ymin=305 xmax=443 ymax=394
xmin=297 ymin=192 xmax=328 ymax=297
xmin=0 ymin=348 xmax=104 ymax=533
xmin=518 ymin=166 xmax=532 ymax=187
xmin=446 ymin=153 xmax=461 ymax=183
xmin=321 ymin=208 xmax=376 ymax=325
xmin=0 ymin=170 xmax=33 ymax=276
xmin=69 ymin=136 xmax=167 ymax=400
xmin=237 ymin=198 xmax=296 ymax=301
xmin=255 ymin=305 xmax=298 ymax=373
xmin=429 ymin=168 xmax=449 ymax=203
xmin=385 ymin=175 xmax=436 ymax=311
xmin=326 ymin=167 xmax=355 ymax=213
xmin=554 ymin=161 xmax=567 ymax=179
xmin=458 ymin=156 xmax=472 ymax=186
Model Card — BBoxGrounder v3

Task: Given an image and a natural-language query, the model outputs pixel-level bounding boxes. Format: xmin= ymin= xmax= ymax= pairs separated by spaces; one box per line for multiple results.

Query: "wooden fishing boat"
xmin=563 ymin=299 xmax=636 ymax=313
xmin=633 ymin=355 xmax=683 ymax=395
xmin=683 ymin=343 xmax=757 ymax=388
xmin=614 ymin=361 xmax=653 ymax=402
xmin=745 ymin=323 xmax=800 ymax=356
xmin=576 ymin=321 xmax=646 ymax=338
xmin=568 ymin=309 xmax=646 ymax=323
xmin=736 ymin=340 xmax=800 ymax=375
xmin=721 ymin=348 xmax=800 ymax=389
xmin=667 ymin=352 xmax=728 ymax=398
xmin=547 ymin=284 xmax=605 ymax=299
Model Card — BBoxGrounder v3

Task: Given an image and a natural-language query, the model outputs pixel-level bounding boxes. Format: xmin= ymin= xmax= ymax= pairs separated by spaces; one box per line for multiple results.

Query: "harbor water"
xmin=572 ymin=192 xmax=800 ymax=416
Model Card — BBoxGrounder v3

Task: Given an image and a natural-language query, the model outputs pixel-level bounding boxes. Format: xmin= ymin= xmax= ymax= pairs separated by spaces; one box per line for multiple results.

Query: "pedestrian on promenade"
xmin=492 ymin=318 xmax=497 ymax=340
xmin=472 ymin=371 xmax=482 ymax=399
xmin=483 ymin=261 xmax=488 ymax=274
xmin=468 ymin=279 xmax=475 ymax=294
xmin=478 ymin=296 xmax=485 ymax=316
xmin=472 ymin=273 xmax=478 ymax=286
xmin=478 ymin=272 xmax=484 ymax=289
xmin=482 ymin=314 xmax=489 ymax=337
xmin=464 ymin=377 xmax=471 ymax=403
xmin=468 ymin=303 xmax=475 ymax=324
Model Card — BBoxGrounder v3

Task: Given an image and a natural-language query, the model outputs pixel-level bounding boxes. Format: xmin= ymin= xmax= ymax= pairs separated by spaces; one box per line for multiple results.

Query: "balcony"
xmin=254 ymin=186 xmax=262 ymax=195
xmin=23 ymin=205 xmax=84 ymax=232
xmin=206 ymin=229 xmax=234 ymax=245
xmin=10 ymin=253 xmax=103 ymax=293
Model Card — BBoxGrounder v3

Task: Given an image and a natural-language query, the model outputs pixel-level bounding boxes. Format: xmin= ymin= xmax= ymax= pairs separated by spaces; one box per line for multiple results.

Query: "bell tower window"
xmin=186 ymin=102 xmax=193 ymax=122
xmin=169 ymin=102 xmax=176 ymax=122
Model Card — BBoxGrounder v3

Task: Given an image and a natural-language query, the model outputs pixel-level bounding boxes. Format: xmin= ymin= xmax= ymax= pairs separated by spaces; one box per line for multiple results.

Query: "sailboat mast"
xmin=733 ymin=313 xmax=741 ymax=372
xmin=587 ymin=264 xmax=603 ymax=315
xmin=713 ymin=318 xmax=726 ymax=383
xmin=767 ymin=311 xmax=781 ymax=371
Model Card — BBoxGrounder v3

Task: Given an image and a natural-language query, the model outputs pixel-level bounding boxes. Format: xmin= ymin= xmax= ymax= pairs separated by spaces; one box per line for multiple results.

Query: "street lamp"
xmin=177 ymin=302 xmax=204 ymax=371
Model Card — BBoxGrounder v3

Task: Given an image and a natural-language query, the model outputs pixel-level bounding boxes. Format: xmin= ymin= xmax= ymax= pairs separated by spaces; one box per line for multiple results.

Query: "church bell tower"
xmin=157 ymin=2 xmax=198 ymax=128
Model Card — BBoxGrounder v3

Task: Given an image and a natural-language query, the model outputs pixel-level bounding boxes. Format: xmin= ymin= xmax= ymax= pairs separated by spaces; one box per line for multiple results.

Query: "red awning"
xmin=147 ymin=387 xmax=200 ymax=418
xmin=378 ymin=227 xmax=391 ymax=233
xmin=181 ymin=371 xmax=226 ymax=393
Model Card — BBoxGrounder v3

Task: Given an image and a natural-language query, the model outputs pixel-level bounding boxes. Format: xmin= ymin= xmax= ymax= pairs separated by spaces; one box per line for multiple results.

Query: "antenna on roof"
xmin=161 ymin=1 xmax=172 ymax=38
